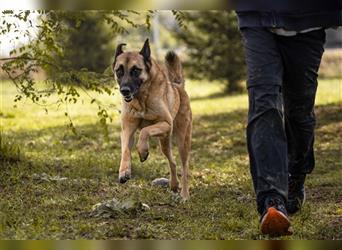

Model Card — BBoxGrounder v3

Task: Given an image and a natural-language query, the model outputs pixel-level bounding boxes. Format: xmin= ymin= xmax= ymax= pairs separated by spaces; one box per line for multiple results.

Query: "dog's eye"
xmin=116 ymin=66 xmax=124 ymax=78
xmin=131 ymin=67 xmax=142 ymax=77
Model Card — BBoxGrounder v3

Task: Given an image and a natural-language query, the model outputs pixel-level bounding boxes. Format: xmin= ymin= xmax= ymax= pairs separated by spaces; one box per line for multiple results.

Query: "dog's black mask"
xmin=116 ymin=65 xmax=143 ymax=102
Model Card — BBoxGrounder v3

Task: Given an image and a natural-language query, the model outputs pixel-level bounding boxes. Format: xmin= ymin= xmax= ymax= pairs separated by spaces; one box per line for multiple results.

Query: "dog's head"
xmin=112 ymin=39 xmax=152 ymax=102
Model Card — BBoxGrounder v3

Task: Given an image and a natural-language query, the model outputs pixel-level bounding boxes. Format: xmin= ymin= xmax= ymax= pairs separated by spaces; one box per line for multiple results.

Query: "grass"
xmin=0 ymin=78 xmax=341 ymax=239
xmin=0 ymin=132 xmax=21 ymax=163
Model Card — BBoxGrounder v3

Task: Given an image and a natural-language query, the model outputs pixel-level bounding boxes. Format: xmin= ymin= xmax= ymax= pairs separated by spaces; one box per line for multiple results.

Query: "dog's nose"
xmin=120 ymin=86 xmax=131 ymax=96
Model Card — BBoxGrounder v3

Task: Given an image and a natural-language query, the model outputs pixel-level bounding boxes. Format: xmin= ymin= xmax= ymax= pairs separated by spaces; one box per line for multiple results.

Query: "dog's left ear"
xmin=140 ymin=38 xmax=151 ymax=71
xmin=140 ymin=38 xmax=151 ymax=60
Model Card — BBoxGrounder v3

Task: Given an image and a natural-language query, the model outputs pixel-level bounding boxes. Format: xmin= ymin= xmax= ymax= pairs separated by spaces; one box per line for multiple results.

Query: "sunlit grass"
xmin=2 ymin=78 xmax=340 ymax=132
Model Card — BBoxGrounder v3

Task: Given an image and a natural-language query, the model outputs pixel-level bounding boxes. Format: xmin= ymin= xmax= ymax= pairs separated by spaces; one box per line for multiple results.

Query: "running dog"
xmin=112 ymin=39 xmax=192 ymax=200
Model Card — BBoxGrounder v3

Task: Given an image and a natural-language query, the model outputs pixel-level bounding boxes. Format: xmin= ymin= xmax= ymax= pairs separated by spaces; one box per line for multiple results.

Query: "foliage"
xmin=0 ymin=10 xmax=156 ymax=133
xmin=51 ymin=12 xmax=115 ymax=74
xmin=0 ymin=10 xmax=186 ymax=134
xmin=174 ymin=11 xmax=246 ymax=93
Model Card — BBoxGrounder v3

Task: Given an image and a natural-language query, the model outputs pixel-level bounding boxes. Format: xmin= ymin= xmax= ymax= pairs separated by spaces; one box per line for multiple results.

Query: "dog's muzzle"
xmin=120 ymin=86 xmax=133 ymax=102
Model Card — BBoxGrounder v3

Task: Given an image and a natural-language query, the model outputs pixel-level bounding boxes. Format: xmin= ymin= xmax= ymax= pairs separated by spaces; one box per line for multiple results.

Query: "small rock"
xmin=151 ymin=178 xmax=169 ymax=187
xmin=90 ymin=198 xmax=147 ymax=218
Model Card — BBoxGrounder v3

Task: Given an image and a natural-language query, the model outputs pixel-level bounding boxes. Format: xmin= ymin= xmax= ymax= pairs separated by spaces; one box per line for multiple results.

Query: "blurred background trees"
xmin=54 ymin=12 xmax=115 ymax=74
xmin=1 ymin=10 xmax=340 ymax=107
xmin=1 ymin=10 xmax=247 ymax=96
xmin=174 ymin=11 xmax=245 ymax=93
xmin=0 ymin=10 xmax=155 ymax=134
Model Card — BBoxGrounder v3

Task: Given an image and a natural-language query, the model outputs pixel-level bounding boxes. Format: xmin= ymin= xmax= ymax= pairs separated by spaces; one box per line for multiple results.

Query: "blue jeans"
xmin=240 ymin=27 xmax=326 ymax=214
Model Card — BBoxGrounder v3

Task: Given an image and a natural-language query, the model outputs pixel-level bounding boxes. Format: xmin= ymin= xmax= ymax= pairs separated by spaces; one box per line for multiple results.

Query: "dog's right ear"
xmin=113 ymin=43 xmax=126 ymax=67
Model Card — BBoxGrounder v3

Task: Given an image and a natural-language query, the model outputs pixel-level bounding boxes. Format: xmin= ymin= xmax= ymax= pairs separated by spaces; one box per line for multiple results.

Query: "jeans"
xmin=240 ymin=27 xmax=326 ymax=214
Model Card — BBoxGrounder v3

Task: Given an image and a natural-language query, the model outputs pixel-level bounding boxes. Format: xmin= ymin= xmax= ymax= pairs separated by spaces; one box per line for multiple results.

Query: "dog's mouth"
xmin=123 ymin=95 xmax=133 ymax=102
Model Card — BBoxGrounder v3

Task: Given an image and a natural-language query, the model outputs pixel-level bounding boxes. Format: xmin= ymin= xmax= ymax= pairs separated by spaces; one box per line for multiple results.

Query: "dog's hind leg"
xmin=175 ymin=121 xmax=192 ymax=201
xmin=159 ymin=136 xmax=179 ymax=192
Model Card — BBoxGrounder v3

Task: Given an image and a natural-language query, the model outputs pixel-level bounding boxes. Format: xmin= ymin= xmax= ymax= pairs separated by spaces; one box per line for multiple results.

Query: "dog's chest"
xmin=132 ymin=109 xmax=159 ymax=121
xmin=125 ymin=101 xmax=158 ymax=120
xmin=130 ymin=109 xmax=146 ymax=118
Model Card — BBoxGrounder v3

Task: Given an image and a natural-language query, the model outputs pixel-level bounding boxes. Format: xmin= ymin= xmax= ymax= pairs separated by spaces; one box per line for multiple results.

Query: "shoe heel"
xmin=261 ymin=207 xmax=292 ymax=236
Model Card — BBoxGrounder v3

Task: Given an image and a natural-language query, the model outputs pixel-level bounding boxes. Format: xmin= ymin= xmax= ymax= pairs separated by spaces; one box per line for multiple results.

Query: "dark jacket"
xmin=236 ymin=0 xmax=342 ymax=30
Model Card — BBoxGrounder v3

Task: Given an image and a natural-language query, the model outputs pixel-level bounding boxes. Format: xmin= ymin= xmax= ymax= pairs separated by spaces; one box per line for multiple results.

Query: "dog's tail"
xmin=165 ymin=51 xmax=184 ymax=86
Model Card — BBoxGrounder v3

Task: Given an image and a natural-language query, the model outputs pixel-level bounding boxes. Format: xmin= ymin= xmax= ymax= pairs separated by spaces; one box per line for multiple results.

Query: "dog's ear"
xmin=113 ymin=43 xmax=126 ymax=67
xmin=140 ymin=39 xmax=151 ymax=71
xmin=140 ymin=38 xmax=150 ymax=60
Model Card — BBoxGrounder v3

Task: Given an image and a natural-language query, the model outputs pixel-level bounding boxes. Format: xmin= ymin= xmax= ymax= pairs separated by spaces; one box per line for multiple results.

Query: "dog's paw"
xmin=138 ymin=150 xmax=149 ymax=162
xmin=180 ymin=190 xmax=190 ymax=202
xmin=118 ymin=171 xmax=131 ymax=183
xmin=170 ymin=181 xmax=179 ymax=193
xmin=180 ymin=197 xmax=190 ymax=203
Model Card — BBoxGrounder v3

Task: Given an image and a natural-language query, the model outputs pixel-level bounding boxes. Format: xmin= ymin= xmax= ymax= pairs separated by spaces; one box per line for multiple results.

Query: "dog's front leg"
xmin=137 ymin=121 xmax=172 ymax=162
xmin=119 ymin=118 xmax=139 ymax=183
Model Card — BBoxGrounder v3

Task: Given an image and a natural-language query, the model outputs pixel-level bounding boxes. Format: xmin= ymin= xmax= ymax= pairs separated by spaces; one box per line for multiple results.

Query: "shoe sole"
xmin=260 ymin=207 xmax=293 ymax=236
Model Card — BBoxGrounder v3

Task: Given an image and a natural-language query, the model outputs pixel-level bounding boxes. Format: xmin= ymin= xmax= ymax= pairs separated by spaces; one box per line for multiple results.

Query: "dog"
xmin=112 ymin=39 xmax=192 ymax=200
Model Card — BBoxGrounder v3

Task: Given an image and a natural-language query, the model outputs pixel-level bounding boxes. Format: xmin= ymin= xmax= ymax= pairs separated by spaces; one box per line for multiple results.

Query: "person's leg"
xmin=277 ymin=29 xmax=326 ymax=213
xmin=240 ymin=27 xmax=288 ymax=213
xmin=241 ymin=28 xmax=293 ymax=236
xmin=241 ymin=27 xmax=292 ymax=236
xmin=278 ymin=29 xmax=326 ymax=176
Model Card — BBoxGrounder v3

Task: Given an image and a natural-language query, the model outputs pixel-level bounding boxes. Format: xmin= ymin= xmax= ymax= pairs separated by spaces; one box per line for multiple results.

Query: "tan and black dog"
xmin=112 ymin=39 xmax=192 ymax=200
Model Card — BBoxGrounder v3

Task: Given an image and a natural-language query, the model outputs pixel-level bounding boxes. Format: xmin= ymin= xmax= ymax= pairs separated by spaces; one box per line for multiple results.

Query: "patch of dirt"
xmin=308 ymin=186 xmax=342 ymax=203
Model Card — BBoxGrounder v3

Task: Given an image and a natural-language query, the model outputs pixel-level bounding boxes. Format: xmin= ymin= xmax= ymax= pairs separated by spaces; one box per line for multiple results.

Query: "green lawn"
xmin=0 ymin=78 xmax=341 ymax=239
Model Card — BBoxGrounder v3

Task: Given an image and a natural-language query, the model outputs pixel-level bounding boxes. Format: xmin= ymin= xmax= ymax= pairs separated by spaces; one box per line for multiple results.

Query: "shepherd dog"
xmin=112 ymin=39 xmax=192 ymax=200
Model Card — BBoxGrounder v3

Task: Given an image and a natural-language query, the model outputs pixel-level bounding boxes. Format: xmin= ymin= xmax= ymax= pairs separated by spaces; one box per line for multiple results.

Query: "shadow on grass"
xmin=315 ymin=102 xmax=342 ymax=128
xmin=2 ymin=102 xmax=341 ymax=176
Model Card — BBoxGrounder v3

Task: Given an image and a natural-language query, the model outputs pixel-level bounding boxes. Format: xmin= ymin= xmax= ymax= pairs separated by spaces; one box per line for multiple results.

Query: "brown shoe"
xmin=260 ymin=197 xmax=293 ymax=237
